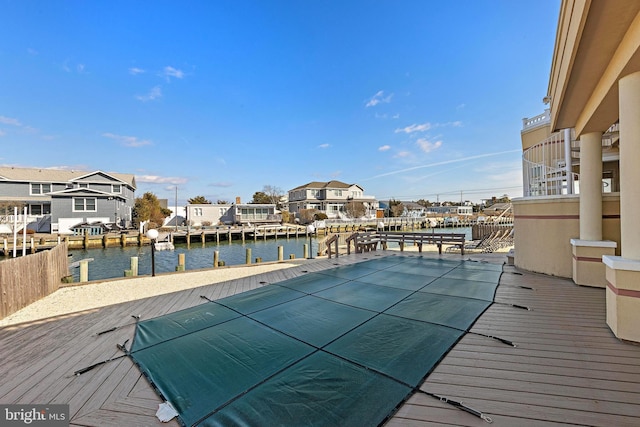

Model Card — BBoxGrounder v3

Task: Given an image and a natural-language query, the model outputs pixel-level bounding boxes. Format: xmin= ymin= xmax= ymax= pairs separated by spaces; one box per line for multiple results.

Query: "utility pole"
xmin=175 ymin=185 xmax=178 ymax=232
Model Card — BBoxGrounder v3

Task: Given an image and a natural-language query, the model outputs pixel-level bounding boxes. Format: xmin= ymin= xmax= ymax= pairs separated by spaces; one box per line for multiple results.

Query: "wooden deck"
xmin=0 ymin=252 xmax=638 ymax=426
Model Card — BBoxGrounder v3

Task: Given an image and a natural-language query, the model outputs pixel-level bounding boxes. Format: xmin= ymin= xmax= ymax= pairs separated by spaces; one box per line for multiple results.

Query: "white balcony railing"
xmin=521 ymin=109 xmax=550 ymax=132
xmin=523 ymin=130 xmax=578 ymax=197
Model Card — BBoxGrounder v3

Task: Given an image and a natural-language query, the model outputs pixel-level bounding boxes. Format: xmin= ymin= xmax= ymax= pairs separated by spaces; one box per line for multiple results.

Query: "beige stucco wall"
xmin=513 ymin=194 xmax=620 ymax=278
xmin=513 ymin=196 xmax=579 ymax=278
xmin=521 ymin=124 xmax=551 ymax=151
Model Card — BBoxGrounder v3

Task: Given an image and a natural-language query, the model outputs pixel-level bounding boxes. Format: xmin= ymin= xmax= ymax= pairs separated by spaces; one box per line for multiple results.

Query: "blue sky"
xmin=0 ymin=0 xmax=560 ymax=205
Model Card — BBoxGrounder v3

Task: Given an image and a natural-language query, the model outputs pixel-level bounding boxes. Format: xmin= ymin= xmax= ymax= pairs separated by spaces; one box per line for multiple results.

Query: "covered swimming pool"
xmin=128 ymin=255 xmax=503 ymax=426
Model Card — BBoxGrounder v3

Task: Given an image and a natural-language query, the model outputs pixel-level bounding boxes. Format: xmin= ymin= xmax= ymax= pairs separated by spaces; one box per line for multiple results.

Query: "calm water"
xmin=68 ymin=227 xmax=472 ymax=282
xmin=68 ymin=236 xmax=320 ymax=282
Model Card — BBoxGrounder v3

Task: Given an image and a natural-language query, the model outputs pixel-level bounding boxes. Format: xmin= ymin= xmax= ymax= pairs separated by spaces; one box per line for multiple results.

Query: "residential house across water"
xmin=0 ymin=166 xmax=136 ymax=234
xmin=287 ymin=180 xmax=379 ymax=219
xmin=185 ymin=201 xmax=280 ymax=227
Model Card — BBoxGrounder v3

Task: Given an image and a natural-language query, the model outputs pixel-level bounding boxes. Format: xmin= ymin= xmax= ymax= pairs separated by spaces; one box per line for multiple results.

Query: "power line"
xmin=377 ymin=185 xmax=522 ymax=201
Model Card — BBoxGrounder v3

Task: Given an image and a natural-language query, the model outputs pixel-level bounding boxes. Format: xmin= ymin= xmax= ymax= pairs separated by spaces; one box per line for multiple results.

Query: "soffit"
xmin=550 ymin=0 xmax=640 ymax=133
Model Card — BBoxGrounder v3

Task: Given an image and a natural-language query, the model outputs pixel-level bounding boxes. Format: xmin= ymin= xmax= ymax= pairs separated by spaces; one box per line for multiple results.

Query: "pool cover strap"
xmin=127 ymin=256 xmax=503 ymax=426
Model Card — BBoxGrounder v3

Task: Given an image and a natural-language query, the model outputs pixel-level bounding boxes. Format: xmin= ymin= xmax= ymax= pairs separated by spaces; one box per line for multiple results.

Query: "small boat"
xmin=154 ymin=242 xmax=175 ymax=251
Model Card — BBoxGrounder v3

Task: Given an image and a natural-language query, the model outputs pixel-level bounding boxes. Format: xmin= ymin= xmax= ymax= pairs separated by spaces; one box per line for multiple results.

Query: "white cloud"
xmin=61 ymin=60 xmax=85 ymax=73
xmin=102 ymin=132 xmax=152 ymax=147
xmin=395 ymin=122 xmax=431 ymax=134
xmin=0 ymin=116 xmax=22 ymax=126
xmin=129 ymin=67 xmax=145 ymax=75
xmin=416 ymin=138 xmax=442 ymax=153
xmin=378 ymin=145 xmax=391 ymax=152
xmin=163 ymin=66 xmax=185 ymax=80
xmin=318 ymin=143 xmax=330 ymax=149
xmin=136 ymin=175 xmax=188 ymax=185
xmin=136 ymin=86 xmax=162 ymax=102
xmin=0 ymin=130 xmax=5 ymax=137
xmin=394 ymin=151 xmax=412 ymax=158
xmin=27 ymin=48 xmax=38 ymax=55
xmin=366 ymin=90 xmax=393 ymax=107
xmin=395 ymin=121 xmax=461 ymax=134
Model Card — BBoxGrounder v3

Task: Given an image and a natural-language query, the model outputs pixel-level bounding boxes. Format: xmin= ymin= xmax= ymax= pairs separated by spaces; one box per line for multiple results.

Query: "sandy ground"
xmin=0 ymin=262 xmax=296 ymax=327
xmin=0 ymin=243 xmax=513 ymax=328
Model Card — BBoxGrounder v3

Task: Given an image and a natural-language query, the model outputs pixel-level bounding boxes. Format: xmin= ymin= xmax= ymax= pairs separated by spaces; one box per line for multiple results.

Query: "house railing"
xmin=523 ymin=123 xmax=619 ymax=197
xmin=523 ymin=130 xmax=579 ymax=197
xmin=521 ymin=109 xmax=550 ymax=131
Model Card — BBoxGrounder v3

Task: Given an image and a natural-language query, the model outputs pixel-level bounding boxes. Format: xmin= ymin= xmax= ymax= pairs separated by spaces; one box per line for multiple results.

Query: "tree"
xmin=251 ymin=185 xmax=284 ymax=208
xmin=0 ymin=201 xmax=24 ymax=216
xmin=133 ymin=192 xmax=172 ymax=228
xmin=388 ymin=199 xmax=405 ymax=217
xmin=416 ymin=199 xmax=432 ymax=208
xmin=216 ymin=200 xmax=229 ymax=204
xmin=188 ymin=195 xmax=211 ymax=204
xmin=344 ymin=201 xmax=366 ymax=219
xmin=262 ymin=185 xmax=285 ymax=209
xmin=251 ymin=191 xmax=271 ymax=204
xmin=298 ymin=209 xmax=319 ymax=224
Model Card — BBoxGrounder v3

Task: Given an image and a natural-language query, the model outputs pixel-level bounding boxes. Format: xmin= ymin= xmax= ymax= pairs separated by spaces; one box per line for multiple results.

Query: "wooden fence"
xmin=471 ymin=224 xmax=514 ymax=240
xmin=0 ymin=243 xmax=70 ymax=319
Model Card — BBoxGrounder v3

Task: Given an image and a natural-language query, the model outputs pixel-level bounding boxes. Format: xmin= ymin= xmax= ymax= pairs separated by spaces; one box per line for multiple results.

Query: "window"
xmin=334 ymin=190 xmax=342 ymax=196
xmin=77 ymin=183 xmax=89 ymax=189
xmin=30 ymin=183 xmax=51 ymax=195
xmin=30 ymin=204 xmax=51 ymax=215
xmin=112 ymin=184 xmax=122 ymax=193
xmin=194 ymin=208 xmax=203 ymax=216
xmin=73 ymin=198 xmax=96 ymax=212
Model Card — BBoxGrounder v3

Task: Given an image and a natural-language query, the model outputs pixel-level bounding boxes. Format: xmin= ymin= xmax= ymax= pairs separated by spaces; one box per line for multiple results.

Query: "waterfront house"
xmin=0 ymin=166 xmax=136 ymax=234
xmin=514 ymin=0 xmax=640 ymax=343
xmin=185 ymin=203 xmax=280 ymax=227
xmin=287 ymin=180 xmax=379 ymax=219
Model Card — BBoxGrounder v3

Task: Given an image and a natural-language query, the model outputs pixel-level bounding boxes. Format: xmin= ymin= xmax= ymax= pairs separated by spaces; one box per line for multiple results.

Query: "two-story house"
xmin=0 ymin=166 xmax=136 ymax=234
xmin=287 ymin=181 xmax=379 ymax=219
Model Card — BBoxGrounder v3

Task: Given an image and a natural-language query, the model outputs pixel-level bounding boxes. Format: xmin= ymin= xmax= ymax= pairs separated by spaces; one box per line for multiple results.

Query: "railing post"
xmin=564 ymin=128 xmax=574 ymax=194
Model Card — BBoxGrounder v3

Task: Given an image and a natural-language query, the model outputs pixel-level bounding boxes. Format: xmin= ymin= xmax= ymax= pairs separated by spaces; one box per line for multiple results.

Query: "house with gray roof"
xmin=0 ymin=166 xmax=136 ymax=234
xmin=287 ymin=180 xmax=378 ymax=219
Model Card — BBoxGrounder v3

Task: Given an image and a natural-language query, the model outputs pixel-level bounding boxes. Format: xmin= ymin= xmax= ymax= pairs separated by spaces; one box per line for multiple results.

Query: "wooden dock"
xmin=0 ymin=251 xmax=638 ymax=426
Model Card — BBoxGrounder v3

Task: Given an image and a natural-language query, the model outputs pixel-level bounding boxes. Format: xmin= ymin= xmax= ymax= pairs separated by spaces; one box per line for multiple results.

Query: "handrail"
xmin=522 ymin=130 xmax=578 ymax=197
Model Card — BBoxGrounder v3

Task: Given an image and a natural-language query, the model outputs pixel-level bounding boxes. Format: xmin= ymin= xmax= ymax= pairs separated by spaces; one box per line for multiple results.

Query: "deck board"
xmin=1 ymin=252 xmax=639 ymax=426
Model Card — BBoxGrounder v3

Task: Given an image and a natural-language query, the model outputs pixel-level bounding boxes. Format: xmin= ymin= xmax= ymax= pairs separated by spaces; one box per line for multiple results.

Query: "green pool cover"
xmin=129 ymin=256 xmax=502 ymax=426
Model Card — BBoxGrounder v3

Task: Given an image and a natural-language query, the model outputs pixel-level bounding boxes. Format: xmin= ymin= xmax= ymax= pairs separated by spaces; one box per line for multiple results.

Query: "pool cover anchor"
xmin=420 ymin=390 xmax=493 ymax=423
xmin=493 ymin=301 xmax=532 ymax=311
xmin=469 ymin=331 xmax=517 ymax=347
xmin=93 ymin=314 xmax=142 ymax=336
xmin=73 ymin=339 xmax=130 ymax=376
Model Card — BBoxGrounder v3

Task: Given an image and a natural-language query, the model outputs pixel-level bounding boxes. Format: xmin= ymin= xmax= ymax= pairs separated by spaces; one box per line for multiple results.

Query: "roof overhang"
xmin=548 ymin=0 xmax=640 ymax=136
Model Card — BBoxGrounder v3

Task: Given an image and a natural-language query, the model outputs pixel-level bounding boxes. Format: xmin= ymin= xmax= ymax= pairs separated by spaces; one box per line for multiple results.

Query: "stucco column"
xmin=619 ymin=71 xmax=640 ymax=259
xmin=579 ymin=131 xmax=603 ymax=241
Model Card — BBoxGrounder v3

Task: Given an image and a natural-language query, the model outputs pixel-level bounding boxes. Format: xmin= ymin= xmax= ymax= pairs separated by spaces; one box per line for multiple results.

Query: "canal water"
xmin=68 ymin=228 xmax=472 ymax=282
